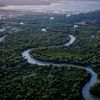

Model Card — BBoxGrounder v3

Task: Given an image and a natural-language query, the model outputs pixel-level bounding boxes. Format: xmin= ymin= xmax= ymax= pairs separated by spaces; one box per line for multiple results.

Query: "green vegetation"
xmin=30 ymin=23 xmax=100 ymax=66
xmin=0 ymin=11 xmax=100 ymax=99
xmin=0 ymin=64 xmax=89 ymax=100
xmin=90 ymin=81 xmax=100 ymax=97
xmin=0 ymin=13 xmax=69 ymax=69
xmin=30 ymin=45 xmax=100 ymax=65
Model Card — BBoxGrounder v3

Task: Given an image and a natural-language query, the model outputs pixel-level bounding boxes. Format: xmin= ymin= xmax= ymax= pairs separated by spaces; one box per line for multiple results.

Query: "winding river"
xmin=22 ymin=34 xmax=76 ymax=66
xmin=22 ymin=29 xmax=99 ymax=100
xmin=0 ymin=29 xmax=99 ymax=100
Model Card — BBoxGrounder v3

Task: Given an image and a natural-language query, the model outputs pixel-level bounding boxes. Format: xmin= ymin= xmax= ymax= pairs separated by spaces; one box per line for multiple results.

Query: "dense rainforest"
xmin=0 ymin=11 xmax=100 ymax=99
xmin=0 ymin=64 xmax=89 ymax=100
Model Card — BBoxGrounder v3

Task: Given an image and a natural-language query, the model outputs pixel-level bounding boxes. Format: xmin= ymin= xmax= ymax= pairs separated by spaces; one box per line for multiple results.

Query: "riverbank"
xmin=0 ymin=11 xmax=100 ymax=100
xmin=22 ymin=33 xmax=100 ymax=100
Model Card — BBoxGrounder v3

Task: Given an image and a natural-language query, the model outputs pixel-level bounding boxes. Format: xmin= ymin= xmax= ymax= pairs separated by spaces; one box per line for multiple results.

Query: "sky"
xmin=0 ymin=0 xmax=59 ymax=5
xmin=0 ymin=0 xmax=100 ymax=13
xmin=0 ymin=0 xmax=100 ymax=5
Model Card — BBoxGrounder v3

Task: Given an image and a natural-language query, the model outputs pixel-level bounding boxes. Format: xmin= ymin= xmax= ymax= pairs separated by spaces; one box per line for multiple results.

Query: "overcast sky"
xmin=0 ymin=0 xmax=100 ymax=5
xmin=0 ymin=0 xmax=59 ymax=5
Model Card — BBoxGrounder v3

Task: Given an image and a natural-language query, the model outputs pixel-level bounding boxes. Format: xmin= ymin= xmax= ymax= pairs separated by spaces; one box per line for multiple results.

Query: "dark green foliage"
xmin=0 ymin=11 xmax=100 ymax=99
xmin=0 ymin=64 xmax=89 ymax=100
xmin=90 ymin=81 xmax=100 ymax=97
xmin=30 ymin=24 xmax=100 ymax=66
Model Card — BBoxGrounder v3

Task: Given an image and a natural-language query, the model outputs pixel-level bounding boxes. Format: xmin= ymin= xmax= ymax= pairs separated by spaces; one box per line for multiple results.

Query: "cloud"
xmin=0 ymin=0 xmax=57 ymax=5
xmin=0 ymin=0 xmax=99 ymax=5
